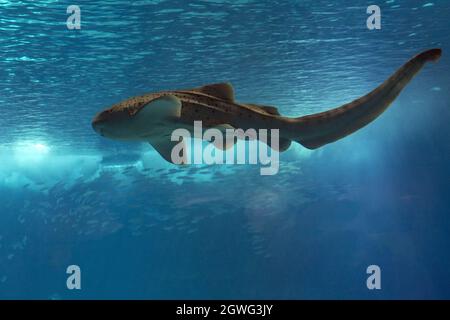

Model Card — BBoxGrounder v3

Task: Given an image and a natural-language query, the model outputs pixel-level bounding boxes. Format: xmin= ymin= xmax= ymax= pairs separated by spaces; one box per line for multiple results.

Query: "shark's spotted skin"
xmin=92 ymin=48 xmax=442 ymax=163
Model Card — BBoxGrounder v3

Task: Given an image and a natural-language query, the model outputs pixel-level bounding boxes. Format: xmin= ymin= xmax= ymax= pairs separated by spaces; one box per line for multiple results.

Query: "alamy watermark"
xmin=67 ymin=5 xmax=81 ymax=30
xmin=66 ymin=265 xmax=81 ymax=290
xmin=367 ymin=5 xmax=381 ymax=30
xmin=170 ymin=121 xmax=280 ymax=176
xmin=64 ymin=264 xmax=382 ymax=292
xmin=366 ymin=265 xmax=381 ymax=290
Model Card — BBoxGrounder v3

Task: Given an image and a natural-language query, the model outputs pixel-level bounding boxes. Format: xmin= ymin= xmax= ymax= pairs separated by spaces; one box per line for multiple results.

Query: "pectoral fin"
xmin=136 ymin=95 xmax=182 ymax=122
xmin=148 ymin=136 xmax=187 ymax=164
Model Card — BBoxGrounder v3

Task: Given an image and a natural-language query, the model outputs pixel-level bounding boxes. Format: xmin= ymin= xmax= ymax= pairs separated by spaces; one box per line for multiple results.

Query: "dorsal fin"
xmin=244 ymin=104 xmax=281 ymax=116
xmin=258 ymin=105 xmax=280 ymax=115
xmin=193 ymin=82 xmax=235 ymax=101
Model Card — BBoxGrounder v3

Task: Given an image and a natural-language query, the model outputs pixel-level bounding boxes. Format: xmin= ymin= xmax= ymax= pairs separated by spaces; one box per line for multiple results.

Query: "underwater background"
xmin=0 ymin=0 xmax=449 ymax=299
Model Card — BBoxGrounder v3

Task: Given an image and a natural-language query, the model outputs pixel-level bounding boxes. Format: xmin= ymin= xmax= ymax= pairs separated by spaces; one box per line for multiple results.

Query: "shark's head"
xmin=92 ymin=94 xmax=182 ymax=141
xmin=92 ymin=99 xmax=146 ymax=141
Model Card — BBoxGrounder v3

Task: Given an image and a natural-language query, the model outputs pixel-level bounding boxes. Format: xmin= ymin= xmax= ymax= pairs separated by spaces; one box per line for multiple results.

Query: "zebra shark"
xmin=92 ymin=48 xmax=442 ymax=164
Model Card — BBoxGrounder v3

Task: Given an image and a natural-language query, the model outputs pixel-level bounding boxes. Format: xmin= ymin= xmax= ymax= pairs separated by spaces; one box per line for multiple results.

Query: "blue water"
xmin=1 ymin=0 xmax=450 ymax=299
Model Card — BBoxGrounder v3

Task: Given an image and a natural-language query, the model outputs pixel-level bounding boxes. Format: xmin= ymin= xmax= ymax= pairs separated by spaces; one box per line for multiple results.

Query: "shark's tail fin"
xmin=293 ymin=48 xmax=442 ymax=149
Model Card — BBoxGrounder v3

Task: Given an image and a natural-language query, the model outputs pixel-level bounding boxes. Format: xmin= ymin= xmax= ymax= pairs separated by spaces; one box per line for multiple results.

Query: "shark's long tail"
xmin=293 ymin=48 xmax=442 ymax=149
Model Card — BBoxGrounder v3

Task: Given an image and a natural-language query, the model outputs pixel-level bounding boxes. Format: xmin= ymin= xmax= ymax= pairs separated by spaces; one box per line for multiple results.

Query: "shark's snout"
xmin=92 ymin=110 xmax=110 ymax=136
xmin=92 ymin=108 xmax=135 ymax=140
xmin=92 ymin=123 xmax=105 ymax=136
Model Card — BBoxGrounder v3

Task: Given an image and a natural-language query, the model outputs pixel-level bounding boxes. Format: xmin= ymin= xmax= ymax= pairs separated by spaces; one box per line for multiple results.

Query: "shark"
xmin=92 ymin=48 xmax=442 ymax=164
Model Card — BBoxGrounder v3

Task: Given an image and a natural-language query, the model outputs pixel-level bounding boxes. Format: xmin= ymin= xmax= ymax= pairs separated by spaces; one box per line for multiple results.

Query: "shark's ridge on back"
xmin=92 ymin=48 xmax=442 ymax=163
